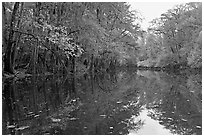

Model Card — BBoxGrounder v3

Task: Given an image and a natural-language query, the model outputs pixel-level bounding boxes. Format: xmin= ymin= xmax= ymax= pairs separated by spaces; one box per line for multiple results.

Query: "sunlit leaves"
xmin=147 ymin=2 xmax=202 ymax=68
xmin=44 ymin=24 xmax=83 ymax=58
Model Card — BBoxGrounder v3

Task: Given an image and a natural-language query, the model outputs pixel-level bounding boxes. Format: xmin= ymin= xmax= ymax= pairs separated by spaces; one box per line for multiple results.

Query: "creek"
xmin=2 ymin=69 xmax=202 ymax=135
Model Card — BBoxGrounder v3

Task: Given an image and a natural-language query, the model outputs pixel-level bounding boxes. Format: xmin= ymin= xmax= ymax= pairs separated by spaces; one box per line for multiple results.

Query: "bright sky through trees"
xmin=129 ymin=2 xmax=184 ymax=30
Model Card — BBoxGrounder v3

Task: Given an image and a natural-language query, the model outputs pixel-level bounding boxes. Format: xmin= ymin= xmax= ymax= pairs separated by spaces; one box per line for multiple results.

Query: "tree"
xmin=3 ymin=2 xmax=142 ymax=76
xmin=3 ymin=2 xmax=20 ymax=74
xmin=147 ymin=2 xmax=202 ymax=68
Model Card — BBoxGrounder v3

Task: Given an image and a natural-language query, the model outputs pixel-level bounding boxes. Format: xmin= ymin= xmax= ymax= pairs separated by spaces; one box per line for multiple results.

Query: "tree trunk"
xmin=4 ymin=2 xmax=20 ymax=74
xmin=27 ymin=2 xmax=40 ymax=74
xmin=2 ymin=2 xmax=8 ymax=51
xmin=13 ymin=2 xmax=24 ymax=69
xmin=33 ymin=3 xmax=41 ymax=74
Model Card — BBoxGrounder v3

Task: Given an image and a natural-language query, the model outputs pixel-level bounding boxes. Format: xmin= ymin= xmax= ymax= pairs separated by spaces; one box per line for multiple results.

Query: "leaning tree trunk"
xmin=3 ymin=2 xmax=20 ymax=74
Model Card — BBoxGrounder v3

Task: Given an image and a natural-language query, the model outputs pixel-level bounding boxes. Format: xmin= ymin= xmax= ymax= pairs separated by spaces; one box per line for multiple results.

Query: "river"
xmin=2 ymin=69 xmax=202 ymax=135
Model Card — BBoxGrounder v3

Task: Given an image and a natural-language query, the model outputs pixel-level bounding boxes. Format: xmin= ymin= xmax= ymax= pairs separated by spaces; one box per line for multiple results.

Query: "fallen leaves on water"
xmin=7 ymin=125 xmax=15 ymax=129
xmin=196 ymin=126 xmax=201 ymax=129
xmin=181 ymin=118 xmax=187 ymax=122
xmin=51 ymin=118 xmax=61 ymax=122
xmin=16 ymin=126 xmax=30 ymax=130
xmin=69 ymin=117 xmax=78 ymax=121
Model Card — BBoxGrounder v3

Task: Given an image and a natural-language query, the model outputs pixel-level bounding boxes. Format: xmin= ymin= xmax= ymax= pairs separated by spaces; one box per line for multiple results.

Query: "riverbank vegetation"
xmin=2 ymin=2 xmax=202 ymax=135
xmin=137 ymin=2 xmax=202 ymax=69
xmin=2 ymin=2 xmax=202 ymax=77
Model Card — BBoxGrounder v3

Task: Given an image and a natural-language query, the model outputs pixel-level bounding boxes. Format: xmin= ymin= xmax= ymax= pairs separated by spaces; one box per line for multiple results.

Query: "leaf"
xmin=51 ymin=118 xmax=61 ymax=122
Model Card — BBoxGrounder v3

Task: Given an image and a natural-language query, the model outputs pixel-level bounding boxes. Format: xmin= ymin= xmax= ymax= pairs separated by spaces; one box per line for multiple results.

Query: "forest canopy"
xmin=137 ymin=2 xmax=202 ymax=68
xmin=2 ymin=2 xmax=202 ymax=76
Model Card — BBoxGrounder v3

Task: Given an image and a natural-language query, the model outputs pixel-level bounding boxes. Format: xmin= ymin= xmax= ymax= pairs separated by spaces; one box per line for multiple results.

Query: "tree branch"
xmin=12 ymin=29 xmax=38 ymax=40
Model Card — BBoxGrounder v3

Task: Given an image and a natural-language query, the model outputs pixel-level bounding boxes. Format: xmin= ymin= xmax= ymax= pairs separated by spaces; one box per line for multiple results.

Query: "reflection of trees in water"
xmin=95 ymin=72 xmax=118 ymax=92
xmin=2 ymin=70 xmax=202 ymax=135
xmin=3 ymin=70 xmax=145 ymax=135
xmin=2 ymin=75 xmax=70 ymax=134
xmin=2 ymin=80 xmax=16 ymax=135
xmin=187 ymin=74 xmax=202 ymax=111
xmin=148 ymin=91 xmax=201 ymax=135
xmin=138 ymin=72 xmax=202 ymax=135
xmin=62 ymin=70 xmax=144 ymax=135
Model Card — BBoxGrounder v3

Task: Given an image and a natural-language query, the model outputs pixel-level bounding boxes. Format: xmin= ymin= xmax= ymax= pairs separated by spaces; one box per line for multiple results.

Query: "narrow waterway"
xmin=2 ymin=69 xmax=202 ymax=135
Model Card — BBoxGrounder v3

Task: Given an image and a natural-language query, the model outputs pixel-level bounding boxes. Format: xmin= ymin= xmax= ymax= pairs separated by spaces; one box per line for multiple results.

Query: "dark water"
xmin=2 ymin=69 xmax=202 ymax=135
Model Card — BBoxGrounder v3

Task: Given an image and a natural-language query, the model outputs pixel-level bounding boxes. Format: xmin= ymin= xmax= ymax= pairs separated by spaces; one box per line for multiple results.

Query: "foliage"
xmin=2 ymin=2 xmax=142 ymax=75
xmin=135 ymin=2 xmax=202 ymax=68
xmin=2 ymin=2 xmax=202 ymax=76
xmin=146 ymin=2 xmax=202 ymax=68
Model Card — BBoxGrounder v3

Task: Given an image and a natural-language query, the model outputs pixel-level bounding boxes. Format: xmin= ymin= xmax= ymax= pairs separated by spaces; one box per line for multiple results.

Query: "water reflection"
xmin=2 ymin=69 xmax=202 ymax=135
xmin=136 ymin=70 xmax=202 ymax=135
xmin=129 ymin=109 xmax=172 ymax=135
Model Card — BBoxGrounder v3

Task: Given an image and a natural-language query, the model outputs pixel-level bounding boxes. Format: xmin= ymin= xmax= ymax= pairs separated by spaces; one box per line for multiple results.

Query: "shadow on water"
xmin=2 ymin=69 xmax=202 ymax=135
